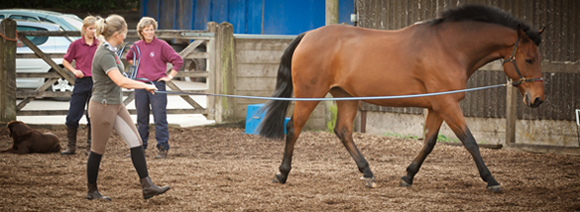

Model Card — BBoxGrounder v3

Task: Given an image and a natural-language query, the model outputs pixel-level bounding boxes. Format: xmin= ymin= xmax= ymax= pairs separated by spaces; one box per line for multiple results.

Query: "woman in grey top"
xmin=86 ymin=14 xmax=169 ymax=201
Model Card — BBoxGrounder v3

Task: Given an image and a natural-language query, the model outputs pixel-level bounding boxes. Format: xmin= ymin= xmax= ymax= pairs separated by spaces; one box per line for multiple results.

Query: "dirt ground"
xmin=0 ymin=125 xmax=579 ymax=211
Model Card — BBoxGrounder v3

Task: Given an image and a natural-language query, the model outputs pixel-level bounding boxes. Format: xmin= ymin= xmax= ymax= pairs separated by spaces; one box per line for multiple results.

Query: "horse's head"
xmin=502 ymin=26 xmax=545 ymax=108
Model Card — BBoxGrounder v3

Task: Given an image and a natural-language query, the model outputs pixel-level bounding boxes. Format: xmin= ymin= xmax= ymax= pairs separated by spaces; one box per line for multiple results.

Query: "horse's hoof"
xmin=272 ymin=172 xmax=287 ymax=184
xmin=487 ymin=185 xmax=503 ymax=193
xmin=399 ymin=176 xmax=412 ymax=187
xmin=360 ymin=176 xmax=377 ymax=188
xmin=399 ymin=179 xmax=412 ymax=187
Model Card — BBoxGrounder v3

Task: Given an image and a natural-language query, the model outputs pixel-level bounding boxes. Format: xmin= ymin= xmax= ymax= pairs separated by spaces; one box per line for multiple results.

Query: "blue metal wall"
xmin=140 ymin=0 xmax=354 ymax=35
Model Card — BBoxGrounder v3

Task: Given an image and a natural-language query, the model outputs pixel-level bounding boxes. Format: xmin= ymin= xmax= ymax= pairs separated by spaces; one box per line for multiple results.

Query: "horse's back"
xmin=292 ymin=24 xmax=434 ymax=106
xmin=296 ymin=24 xmax=431 ymax=75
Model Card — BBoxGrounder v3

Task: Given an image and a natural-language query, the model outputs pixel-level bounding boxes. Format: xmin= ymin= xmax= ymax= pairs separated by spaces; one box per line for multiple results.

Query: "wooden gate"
xmin=0 ymin=19 xmax=236 ymax=124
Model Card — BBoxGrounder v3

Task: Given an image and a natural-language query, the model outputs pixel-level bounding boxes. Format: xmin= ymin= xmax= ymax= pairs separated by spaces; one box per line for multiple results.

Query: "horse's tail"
xmin=259 ymin=33 xmax=306 ymax=140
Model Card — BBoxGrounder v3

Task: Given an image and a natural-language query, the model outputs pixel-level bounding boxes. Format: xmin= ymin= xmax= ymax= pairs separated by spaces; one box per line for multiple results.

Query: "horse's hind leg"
xmin=400 ymin=109 xmax=443 ymax=187
xmin=273 ymin=100 xmax=320 ymax=184
xmin=332 ymin=90 xmax=375 ymax=187
xmin=438 ymin=103 xmax=502 ymax=193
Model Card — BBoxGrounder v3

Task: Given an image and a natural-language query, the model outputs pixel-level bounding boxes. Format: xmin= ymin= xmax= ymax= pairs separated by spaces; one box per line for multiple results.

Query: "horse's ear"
xmin=516 ymin=24 xmax=530 ymax=43
xmin=538 ymin=26 xmax=547 ymax=35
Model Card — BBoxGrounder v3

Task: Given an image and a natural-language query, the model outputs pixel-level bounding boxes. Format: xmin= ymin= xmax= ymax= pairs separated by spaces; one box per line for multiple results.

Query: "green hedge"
xmin=0 ymin=0 xmax=138 ymax=13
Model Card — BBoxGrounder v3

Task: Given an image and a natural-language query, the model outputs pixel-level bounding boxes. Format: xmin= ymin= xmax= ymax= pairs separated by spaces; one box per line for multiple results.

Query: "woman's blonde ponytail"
xmin=94 ymin=15 xmax=127 ymax=41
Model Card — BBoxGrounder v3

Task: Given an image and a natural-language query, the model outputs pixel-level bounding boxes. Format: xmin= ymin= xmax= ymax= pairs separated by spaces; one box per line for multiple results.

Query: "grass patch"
xmin=383 ymin=132 xmax=419 ymax=140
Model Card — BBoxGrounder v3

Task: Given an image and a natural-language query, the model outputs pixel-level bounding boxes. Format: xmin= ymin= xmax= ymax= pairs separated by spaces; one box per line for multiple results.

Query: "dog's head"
xmin=7 ymin=121 xmax=29 ymax=138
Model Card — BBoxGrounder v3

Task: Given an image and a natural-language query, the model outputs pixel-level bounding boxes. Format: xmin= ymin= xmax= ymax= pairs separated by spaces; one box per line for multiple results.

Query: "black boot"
xmin=86 ymin=183 xmax=111 ymax=201
xmin=86 ymin=127 xmax=91 ymax=155
xmin=61 ymin=127 xmax=77 ymax=155
xmin=140 ymin=177 xmax=170 ymax=199
xmin=155 ymin=147 xmax=168 ymax=159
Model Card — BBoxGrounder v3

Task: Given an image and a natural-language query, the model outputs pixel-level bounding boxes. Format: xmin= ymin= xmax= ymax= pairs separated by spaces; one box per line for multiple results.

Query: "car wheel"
xmin=50 ymin=77 xmax=73 ymax=101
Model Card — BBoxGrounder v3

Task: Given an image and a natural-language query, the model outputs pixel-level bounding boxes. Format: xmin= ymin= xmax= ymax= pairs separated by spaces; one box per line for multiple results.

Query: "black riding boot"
xmin=61 ymin=127 xmax=77 ymax=155
xmin=140 ymin=177 xmax=170 ymax=199
xmin=86 ymin=183 xmax=111 ymax=201
xmin=86 ymin=127 xmax=91 ymax=155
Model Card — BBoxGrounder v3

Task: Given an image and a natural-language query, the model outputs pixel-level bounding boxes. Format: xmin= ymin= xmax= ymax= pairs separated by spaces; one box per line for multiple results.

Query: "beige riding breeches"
xmin=88 ymin=101 xmax=143 ymax=155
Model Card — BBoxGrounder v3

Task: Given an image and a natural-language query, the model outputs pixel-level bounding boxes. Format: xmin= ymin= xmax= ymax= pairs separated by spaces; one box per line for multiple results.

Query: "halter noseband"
xmin=502 ymin=37 xmax=543 ymax=86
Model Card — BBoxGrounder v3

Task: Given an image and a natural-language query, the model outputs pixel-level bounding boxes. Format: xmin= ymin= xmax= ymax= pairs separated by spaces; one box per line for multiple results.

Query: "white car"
xmin=0 ymin=9 xmax=82 ymax=32
xmin=0 ymin=9 xmax=83 ymax=100
xmin=15 ymin=20 xmax=75 ymax=99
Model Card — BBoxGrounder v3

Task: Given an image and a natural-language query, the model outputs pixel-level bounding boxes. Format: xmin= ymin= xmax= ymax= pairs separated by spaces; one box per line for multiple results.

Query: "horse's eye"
xmin=525 ymin=59 xmax=533 ymax=64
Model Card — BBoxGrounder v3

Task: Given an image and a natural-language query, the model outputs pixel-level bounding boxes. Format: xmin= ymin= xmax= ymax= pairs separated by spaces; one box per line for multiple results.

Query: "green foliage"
xmin=0 ymin=0 xmax=139 ymax=13
xmin=383 ymin=132 xmax=419 ymax=140
xmin=436 ymin=135 xmax=459 ymax=143
xmin=326 ymin=103 xmax=337 ymax=132
xmin=438 ymin=135 xmax=491 ymax=144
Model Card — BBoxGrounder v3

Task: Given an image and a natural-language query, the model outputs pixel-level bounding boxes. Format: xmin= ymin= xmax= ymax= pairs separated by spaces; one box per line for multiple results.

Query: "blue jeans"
xmin=65 ymin=77 xmax=92 ymax=129
xmin=135 ymin=81 xmax=169 ymax=150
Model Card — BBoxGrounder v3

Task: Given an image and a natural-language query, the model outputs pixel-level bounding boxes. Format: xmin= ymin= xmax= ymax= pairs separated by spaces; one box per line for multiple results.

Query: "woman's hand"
xmin=158 ymin=75 xmax=173 ymax=82
xmin=145 ymin=84 xmax=158 ymax=94
xmin=72 ymin=69 xmax=84 ymax=78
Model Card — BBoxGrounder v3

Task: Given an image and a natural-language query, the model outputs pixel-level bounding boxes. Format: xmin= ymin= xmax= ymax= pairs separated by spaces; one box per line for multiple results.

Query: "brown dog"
xmin=2 ymin=121 xmax=61 ymax=154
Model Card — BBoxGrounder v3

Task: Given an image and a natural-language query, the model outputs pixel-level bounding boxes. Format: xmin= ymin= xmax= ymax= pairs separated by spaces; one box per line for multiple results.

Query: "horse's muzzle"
xmin=525 ymin=94 xmax=543 ymax=108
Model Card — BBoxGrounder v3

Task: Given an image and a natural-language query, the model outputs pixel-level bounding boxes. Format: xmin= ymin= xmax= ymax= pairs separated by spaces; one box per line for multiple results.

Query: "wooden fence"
xmin=0 ymin=19 xmax=237 ymax=124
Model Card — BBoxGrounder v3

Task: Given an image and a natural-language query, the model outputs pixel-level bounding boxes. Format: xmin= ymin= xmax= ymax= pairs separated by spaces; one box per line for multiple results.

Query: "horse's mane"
xmin=431 ymin=4 xmax=542 ymax=45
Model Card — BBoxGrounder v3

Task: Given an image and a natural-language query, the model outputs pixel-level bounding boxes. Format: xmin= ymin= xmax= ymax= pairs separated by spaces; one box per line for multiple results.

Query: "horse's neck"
xmin=438 ymin=22 xmax=516 ymax=76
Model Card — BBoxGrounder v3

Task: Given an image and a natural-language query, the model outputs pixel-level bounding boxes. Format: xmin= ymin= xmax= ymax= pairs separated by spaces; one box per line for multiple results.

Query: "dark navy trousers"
xmin=65 ymin=77 xmax=93 ymax=129
xmin=134 ymin=81 xmax=169 ymax=150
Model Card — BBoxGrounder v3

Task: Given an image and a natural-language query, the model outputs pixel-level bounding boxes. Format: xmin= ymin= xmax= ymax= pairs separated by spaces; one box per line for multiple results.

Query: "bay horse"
xmin=259 ymin=4 xmax=545 ymax=193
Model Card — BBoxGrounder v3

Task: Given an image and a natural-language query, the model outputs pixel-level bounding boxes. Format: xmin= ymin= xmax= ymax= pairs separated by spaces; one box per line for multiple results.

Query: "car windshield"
xmin=63 ymin=16 xmax=82 ymax=31
xmin=16 ymin=25 xmax=49 ymax=46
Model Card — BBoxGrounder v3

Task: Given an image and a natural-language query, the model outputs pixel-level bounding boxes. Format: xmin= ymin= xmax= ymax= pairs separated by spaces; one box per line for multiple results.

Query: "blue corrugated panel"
xmin=263 ymin=0 xmax=325 ymax=35
xmin=246 ymin=0 xmax=263 ymax=34
xmin=177 ymin=0 xmax=195 ymax=30
xmin=160 ymin=1 xmax=177 ymax=29
xmin=228 ymin=0 xmax=246 ymax=33
xmin=194 ymin=0 xmax=211 ymax=30
xmin=141 ymin=0 xmax=160 ymax=21
xmin=140 ymin=0 xmax=354 ymax=34
xmin=211 ymin=0 xmax=229 ymax=24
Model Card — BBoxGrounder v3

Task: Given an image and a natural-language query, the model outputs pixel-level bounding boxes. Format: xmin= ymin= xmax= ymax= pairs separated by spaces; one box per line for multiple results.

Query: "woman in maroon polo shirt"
xmin=61 ymin=16 xmax=99 ymax=155
xmin=126 ymin=17 xmax=183 ymax=159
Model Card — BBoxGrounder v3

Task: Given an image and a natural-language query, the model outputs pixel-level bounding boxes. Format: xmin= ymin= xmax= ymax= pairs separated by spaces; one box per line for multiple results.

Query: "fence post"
xmin=505 ymin=84 xmax=518 ymax=145
xmin=206 ymin=22 xmax=218 ymax=121
xmin=0 ymin=19 xmax=17 ymax=124
xmin=214 ymin=22 xmax=236 ymax=123
xmin=326 ymin=0 xmax=339 ymax=25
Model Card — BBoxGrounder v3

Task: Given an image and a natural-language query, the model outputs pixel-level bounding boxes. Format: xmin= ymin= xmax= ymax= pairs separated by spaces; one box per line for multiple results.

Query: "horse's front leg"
xmin=439 ymin=103 xmax=502 ymax=193
xmin=334 ymin=100 xmax=376 ymax=188
xmin=400 ymin=109 xmax=443 ymax=187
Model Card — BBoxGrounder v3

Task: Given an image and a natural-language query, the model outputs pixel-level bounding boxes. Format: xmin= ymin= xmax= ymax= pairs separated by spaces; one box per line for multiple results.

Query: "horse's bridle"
xmin=502 ymin=37 xmax=544 ymax=86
